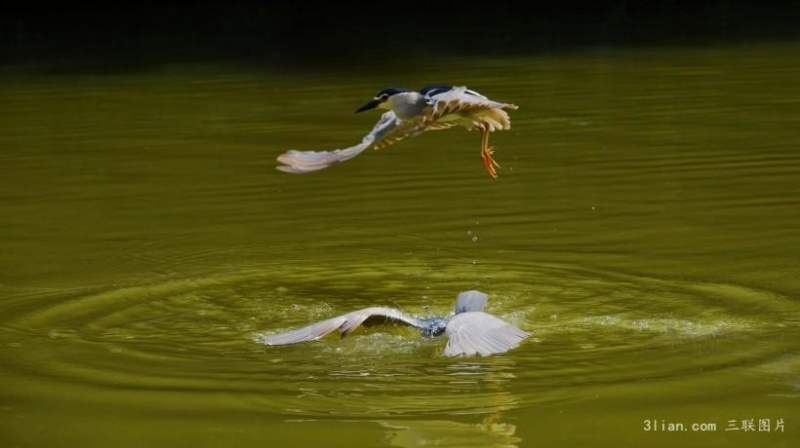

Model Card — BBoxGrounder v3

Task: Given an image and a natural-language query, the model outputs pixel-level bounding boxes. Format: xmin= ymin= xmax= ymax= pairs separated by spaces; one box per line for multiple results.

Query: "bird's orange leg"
xmin=479 ymin=126 xmax=499 ymax=178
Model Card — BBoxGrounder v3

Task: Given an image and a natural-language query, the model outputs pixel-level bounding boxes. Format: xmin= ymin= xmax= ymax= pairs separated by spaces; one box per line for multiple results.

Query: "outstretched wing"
xmin=258 ymin=306 xmax=424 ymax=346
xmin=276 ymin=111 xmax=419 ymax=173
xmin=372 ymin=86 xmax=517 ymax=148
xmin=420 ymin=86 xmax=518 ymax=131
xmin=443 ymin=312 xmax=529 ymax=357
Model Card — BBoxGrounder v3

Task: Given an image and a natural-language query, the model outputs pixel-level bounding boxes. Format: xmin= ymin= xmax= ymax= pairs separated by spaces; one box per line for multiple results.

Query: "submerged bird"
xmin=258 ymin=290 xmax=529 ymax=357
xmin=276 ymin=86 xmax=518 ymax=178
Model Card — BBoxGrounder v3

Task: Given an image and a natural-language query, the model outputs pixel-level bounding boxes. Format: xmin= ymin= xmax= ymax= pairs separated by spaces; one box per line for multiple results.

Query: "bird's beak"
xmin=355 ymin=99 xmax=381 ymax=113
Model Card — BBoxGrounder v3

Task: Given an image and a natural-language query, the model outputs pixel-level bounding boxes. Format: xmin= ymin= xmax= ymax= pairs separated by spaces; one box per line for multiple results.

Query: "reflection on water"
xmin=381 ymin=417 xmax=521 ymax=448
xmin=1 ymin=43 xmax=799 ymax=447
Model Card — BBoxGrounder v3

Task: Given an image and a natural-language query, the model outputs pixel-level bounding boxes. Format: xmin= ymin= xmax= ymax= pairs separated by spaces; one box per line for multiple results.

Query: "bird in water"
xmin=276 ymin=86 xmax=518 ymax=178
xmin=257 ymin=290 xmax=529 ymax=357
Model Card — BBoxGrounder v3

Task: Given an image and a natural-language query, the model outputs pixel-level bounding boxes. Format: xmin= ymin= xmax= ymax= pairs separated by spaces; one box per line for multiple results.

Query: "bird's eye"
xmin=379 ymin=94 xmax=389 ymax=101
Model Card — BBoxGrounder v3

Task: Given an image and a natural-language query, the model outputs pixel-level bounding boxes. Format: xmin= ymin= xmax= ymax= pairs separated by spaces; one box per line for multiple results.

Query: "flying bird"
xmin=276 ymin=86 xmax=518 ymax=178
xmin=257 ymin=290 xmax=529 ymax=357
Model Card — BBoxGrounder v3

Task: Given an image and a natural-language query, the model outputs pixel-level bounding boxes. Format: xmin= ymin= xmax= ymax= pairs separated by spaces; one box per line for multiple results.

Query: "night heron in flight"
xmin=258 ymin=290 xmax=529 ymax=357
xmin=276 ymin=86 xmax=518 ymax=178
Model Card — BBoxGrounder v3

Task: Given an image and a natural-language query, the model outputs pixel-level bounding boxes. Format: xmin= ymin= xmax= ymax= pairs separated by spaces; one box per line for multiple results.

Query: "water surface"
xmin=1 ymin=43 xmax=798 ymax=447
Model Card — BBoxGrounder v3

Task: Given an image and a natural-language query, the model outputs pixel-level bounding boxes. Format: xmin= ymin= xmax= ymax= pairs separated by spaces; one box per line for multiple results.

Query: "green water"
xmin=1 ymin=43 xmax=798 ymax=447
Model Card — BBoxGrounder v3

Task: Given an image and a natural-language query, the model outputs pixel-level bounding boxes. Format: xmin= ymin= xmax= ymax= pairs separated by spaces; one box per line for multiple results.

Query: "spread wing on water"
xmin=276 ymin=111 xmax=420 ymax=173
xmin=443 ymin=311 xmax=529 ymax=357
xmin=257 ymin=307 xmax=424 ymax=345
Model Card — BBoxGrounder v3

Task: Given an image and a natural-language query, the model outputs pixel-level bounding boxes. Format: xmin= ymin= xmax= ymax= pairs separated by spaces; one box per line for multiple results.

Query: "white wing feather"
xmin=444 ymin=312 xmax=529 ymax=357
xmin=258 ymin=306 xmax=424 ymax=346
xmin=276 ymin=111 xmax=406 ymax=173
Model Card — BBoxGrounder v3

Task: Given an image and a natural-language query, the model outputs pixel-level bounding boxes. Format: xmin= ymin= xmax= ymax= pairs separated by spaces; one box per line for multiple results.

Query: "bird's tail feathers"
xmin=474 ymin=109 xmax=513 ymax=131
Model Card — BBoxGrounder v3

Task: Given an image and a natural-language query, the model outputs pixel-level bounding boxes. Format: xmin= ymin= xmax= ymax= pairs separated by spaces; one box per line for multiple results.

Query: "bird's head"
xmin=419 ymin=316 xmax=449 ymax=337
xmin=419 ymin=85 xmax=452 ymax=97
xmin=355 ymin=87 xmax=409 ymax=113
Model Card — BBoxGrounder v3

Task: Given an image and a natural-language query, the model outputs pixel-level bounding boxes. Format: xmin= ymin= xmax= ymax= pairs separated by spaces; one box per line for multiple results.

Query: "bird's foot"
xmin=481 ymin=146 xmax=499 ymax=178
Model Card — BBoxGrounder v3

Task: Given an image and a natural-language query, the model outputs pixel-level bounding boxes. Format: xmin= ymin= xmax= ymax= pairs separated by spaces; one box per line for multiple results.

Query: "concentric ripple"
xmin=1 ymin=260 xmax=796 ymax=417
